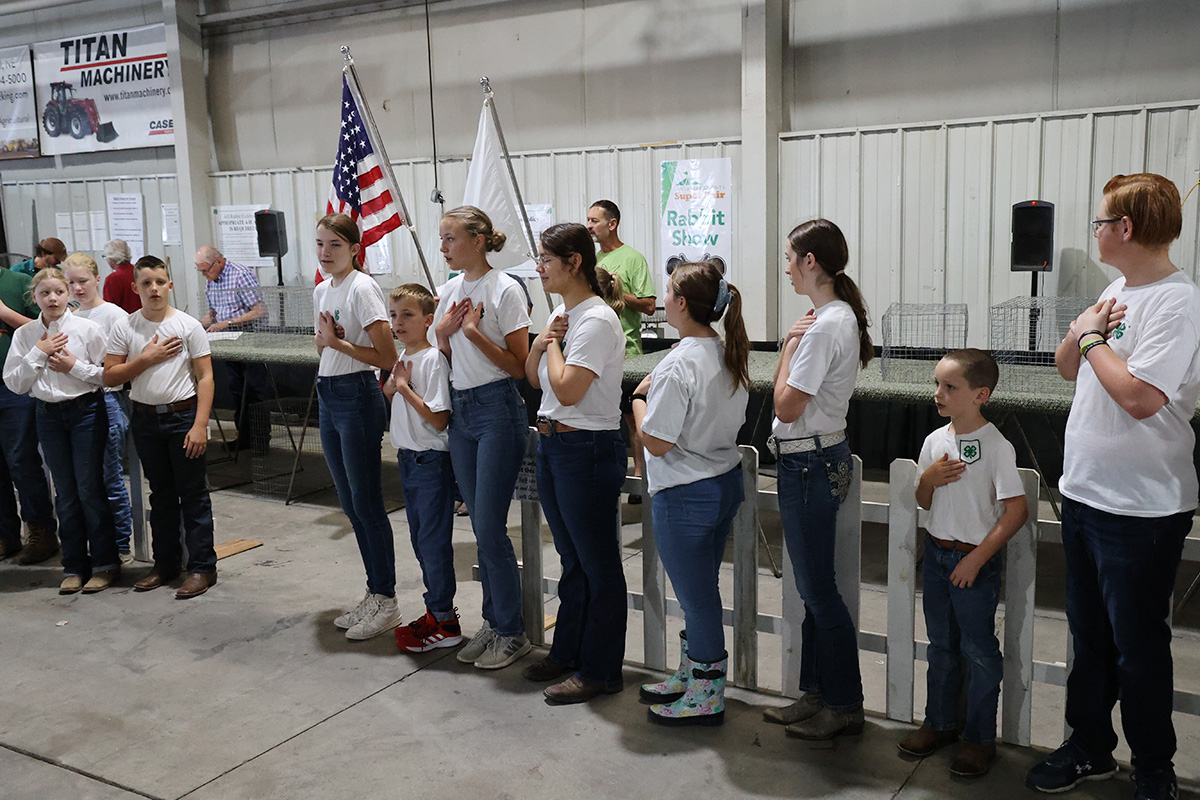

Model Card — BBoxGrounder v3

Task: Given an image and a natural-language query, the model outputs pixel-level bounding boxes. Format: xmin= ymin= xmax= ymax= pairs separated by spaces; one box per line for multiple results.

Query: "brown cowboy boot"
xmin=18 ymin=523 xmax=59 ymax=565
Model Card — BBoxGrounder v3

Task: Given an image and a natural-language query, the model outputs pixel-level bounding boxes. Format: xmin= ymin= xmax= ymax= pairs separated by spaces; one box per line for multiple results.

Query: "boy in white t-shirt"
xmin=104 ymin=256 xmax=218 ymax=599
xmin=384 ymin=285 xmax=462 ymax=654
xmin=899 ymin=349 xmax=1028 ymax=777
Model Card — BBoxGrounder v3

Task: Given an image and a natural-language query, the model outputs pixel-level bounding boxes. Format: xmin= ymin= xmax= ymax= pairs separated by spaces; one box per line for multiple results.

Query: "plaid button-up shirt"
xmin=205 ymin=260 xmax=266 ymax=328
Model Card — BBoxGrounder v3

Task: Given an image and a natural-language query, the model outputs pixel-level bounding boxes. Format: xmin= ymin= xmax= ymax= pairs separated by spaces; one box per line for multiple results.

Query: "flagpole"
xmin=479 ymin=76 xmax=552 ymax=311
xmin=341 ymin=46 xmax=436 ymax=291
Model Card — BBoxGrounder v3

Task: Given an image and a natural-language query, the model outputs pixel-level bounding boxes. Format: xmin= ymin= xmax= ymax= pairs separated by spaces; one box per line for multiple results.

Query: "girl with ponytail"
xmin=762 ymin=218 xmax=870 ymax=740
xmin=631 ymin=261 xmax=749 ymax=727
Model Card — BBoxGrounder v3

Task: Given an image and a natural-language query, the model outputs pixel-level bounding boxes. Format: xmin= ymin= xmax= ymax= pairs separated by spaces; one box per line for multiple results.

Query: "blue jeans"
xmin=36 ymin=393 xmax=118 ymax=577
xmin=130 ymin=404 xmax=216 ymax=574
xmin=448 ymin=378 xmax=526 ymax=637
xmin=537 ymin=428 xmax=627 ymax=687
xmin=0 ymin=383 xmax=55 ymax=546
xmin=318 ymin=372 xmax=394 ymax=597
xmin=776 ymin=440 xmax=863 ymax=709
xmin=397 ymin=448 xmax=456 ymax=614
xmin=922 ymin=536 xmax=1003 ymax=744
xmin=651 ymin=465 xmax=743 ymax=664
xmin=102 ymin=391 xmax=134 ymax=552
xmin=1061 ymin=497 xmax=1190 ymax=772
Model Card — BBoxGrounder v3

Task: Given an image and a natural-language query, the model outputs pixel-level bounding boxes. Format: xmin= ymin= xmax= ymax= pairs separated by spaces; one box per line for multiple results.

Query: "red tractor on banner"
xmin=43 ymin=82 xmax=118 ymax=143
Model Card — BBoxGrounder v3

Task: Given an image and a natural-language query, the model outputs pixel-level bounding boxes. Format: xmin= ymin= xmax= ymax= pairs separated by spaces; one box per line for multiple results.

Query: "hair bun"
xmin=488 ymin=230 xmax=507 ymax=252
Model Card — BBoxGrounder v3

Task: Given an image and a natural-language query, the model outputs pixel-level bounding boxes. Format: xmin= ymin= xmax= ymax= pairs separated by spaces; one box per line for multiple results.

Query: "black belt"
xmin=132 ymin=395 xmax=198 ymax=415
xmin=37 ymin=390 xmax=102 ymax=410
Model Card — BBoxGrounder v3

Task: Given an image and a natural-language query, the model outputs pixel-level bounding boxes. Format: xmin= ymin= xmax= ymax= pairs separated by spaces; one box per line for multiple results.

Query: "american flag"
xmin=326 ymin=75 xmax=403 ymax=264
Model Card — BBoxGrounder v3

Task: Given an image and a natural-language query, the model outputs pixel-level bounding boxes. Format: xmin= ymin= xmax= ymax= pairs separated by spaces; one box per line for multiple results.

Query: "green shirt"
xmin=11 ymin=258 xmax=36 ymax=277
xmin=597 ymin=244 xmax=655 ymax=356
xmin=0 ymin=268 xmax=36 ymax=366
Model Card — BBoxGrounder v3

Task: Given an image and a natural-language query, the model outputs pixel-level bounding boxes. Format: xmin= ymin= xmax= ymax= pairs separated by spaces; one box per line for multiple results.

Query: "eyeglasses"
xmin=1091 ymin=218 xmax=1121 ymax=234
xmin=536 ymin=255 xmax=558 ymax=265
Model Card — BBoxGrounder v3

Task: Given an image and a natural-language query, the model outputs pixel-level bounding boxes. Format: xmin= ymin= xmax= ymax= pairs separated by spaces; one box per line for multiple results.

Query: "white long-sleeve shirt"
xmin=3 ymin=310 xmax=107 ymax=402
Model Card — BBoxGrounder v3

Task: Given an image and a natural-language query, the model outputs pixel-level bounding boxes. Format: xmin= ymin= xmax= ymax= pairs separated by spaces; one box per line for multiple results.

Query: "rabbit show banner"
xmin=0 ymin=46 xmax=39 ymax=160
xmin=659 ymin=158 xmax=733 ymax=283
xmin=33 ymin=24 xmax=173 ymax=155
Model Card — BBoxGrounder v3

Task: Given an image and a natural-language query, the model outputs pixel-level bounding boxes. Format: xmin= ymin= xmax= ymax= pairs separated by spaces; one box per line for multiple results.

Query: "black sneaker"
xmin=1133 ymin=768 xmax=1178 ymax=800
xmin=1026 ymin=740 xmax=1118 ymax=793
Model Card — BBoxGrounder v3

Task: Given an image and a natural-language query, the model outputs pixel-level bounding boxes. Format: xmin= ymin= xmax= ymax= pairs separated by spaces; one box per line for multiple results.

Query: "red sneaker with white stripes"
xmin=394 ymin=609 xmax=463 ymax=653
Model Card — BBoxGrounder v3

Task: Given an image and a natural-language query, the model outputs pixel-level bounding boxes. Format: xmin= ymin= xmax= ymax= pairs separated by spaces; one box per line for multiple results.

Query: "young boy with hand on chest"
xmin=898 ymin=348 xmax=1028 ymax=777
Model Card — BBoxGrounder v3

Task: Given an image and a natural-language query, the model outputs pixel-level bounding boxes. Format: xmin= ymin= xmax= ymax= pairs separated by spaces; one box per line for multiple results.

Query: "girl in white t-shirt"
xmin=62 ymin=253 xmax=134 ymax=564
xmin=3 ymin=268 xmax=116 ymax=594
xmin=763 ymin=219 xmax=872 ymax=741
xmin=522 ymin=223 xmax=627 ymax=703
xmin=433 ymin=205 xmax=533 ymax=671
xmin=312 ymin=213 xmax=401 ymax=642
xmin=631 ymin=261 xmax=750 ymax=726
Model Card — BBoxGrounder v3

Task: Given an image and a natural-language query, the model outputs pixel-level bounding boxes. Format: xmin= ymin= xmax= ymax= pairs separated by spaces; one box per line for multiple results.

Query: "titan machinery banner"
xmin=0 ymin=46 xmax=39 ymax=159
xmin=659 ymin=157 xmax=733 ymax=286
xmin=33 ymin=24 xmax=173 ymax=155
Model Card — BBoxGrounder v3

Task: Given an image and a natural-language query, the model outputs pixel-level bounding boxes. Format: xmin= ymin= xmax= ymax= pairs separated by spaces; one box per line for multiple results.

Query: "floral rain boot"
xmin=639 ymin=631 xmax=689 ymax=704
xmin=647 ymin=653 xmax=727 ymax=727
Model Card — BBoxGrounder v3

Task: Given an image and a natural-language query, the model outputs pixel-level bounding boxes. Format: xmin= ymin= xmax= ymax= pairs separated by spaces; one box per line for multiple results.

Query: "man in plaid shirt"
xmin=195 ymin=246 xmax=269 ymax=453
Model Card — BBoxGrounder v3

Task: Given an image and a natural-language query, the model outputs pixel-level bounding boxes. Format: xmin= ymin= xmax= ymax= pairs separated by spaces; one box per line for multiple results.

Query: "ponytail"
xmin=788 ymin=218 xmax=873 ymax=367
xmin=596 ymin=267 xmax=626 ymax=316
xmin=671 ymin=261 xmax=750 ymax=392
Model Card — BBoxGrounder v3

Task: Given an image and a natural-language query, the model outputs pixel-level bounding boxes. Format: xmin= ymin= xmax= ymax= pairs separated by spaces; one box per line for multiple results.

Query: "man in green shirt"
xmin=11 ymin=237 xmax=67 ymax=277
xmin=587 ymin=200 xmax=656 ymax=503
xmin=0 ymin=266 xmax=59 ymax=563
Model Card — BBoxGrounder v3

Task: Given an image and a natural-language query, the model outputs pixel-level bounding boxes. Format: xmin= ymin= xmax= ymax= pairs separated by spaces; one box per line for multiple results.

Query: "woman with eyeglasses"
xmin=521 ymin=222 xmax=628 ymax=704
xmin=1025 ymin=174 xmax=1198 ymax=800
xmin=762 ymin=218 xmax=872 ymax=741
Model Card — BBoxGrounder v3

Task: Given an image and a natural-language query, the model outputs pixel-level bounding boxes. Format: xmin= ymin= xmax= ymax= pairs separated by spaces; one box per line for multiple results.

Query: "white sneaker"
xmin=456 ymin=623 xmax=496 ymax=663
xmin=345 ymin=595 xmax=402 ymax=641
xmin=334 ymin=590 xmax=372 ymax=630
xmin=474 ymin=633 xmax=532 ymax=670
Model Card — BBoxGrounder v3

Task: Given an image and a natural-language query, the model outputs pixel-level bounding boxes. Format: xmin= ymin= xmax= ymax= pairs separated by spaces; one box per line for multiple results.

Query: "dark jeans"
xmin=0 ymin=382 xmax=55 ymax=545
xmin=1062 ymin=496 xmax=1190 ymax=772
xmin=448 ymin=378 xmax=527 ymax=637
xmin=130 ymin=404 xmax=217 ymax=574
xmin=397 ymin=448 xmax=456 ymax=614
xmin=537 ymin=428 xmax=627 ymax=687
xmin=102 ymin=391 xmax=134 ymax=552
xmin=922 ymin=536 xmax=1003 ymax=744
xmin=228 ymin=360 xmax=271 ymax=450
xmin=318 ymin=372 xmax=394 ymax=597
xmin=776 ymin=440 xmax=863 ymax=709
xmin=651 ymin=465 xmax=744 ymax=664
xmin=36 ymin=393 xmax=118 ymax=577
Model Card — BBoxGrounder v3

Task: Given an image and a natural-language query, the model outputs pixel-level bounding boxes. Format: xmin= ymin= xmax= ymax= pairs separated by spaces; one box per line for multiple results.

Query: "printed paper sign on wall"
xmin=34 ymin=24 xmax=173 ymax=155
xmin=658 ymin=158 xmax=733 ymax=288
xmin=0 ymin=46 xmax=39 ymax=159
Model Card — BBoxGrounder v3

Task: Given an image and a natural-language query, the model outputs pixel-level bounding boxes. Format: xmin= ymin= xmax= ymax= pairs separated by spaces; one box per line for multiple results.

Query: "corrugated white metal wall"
xmin=5 ymin=100 xmax=1197 ymax=340
xmin=779 ymin=101 xmax=1200 ymax=346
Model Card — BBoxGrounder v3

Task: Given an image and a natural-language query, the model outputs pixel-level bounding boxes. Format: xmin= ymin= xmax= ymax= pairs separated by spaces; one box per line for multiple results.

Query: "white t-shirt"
xmin=4 ymin=310 xmax=107 ymax=402
xmin=641 ymin=336 xmax=749 ymax=495
xmin=435 ymin=269 xmax=531 ymax=390
xmin=773 ymin=300 xmax=861 ymax=439
xmin=1060 ymin=272 xmax=1200 ymax=516
xmin=535 ymin=296 xmax=625 ymax=431
xmin=107 ymin=308 xmax=210 ymax=405
xmin=917 ymin=422 xmax=1024 ymax=545
xmin=389 ymin=345 xmax=451 ymax=453
xmin=313 ymin=270 xmax=389 ymax=377
xmin=76 ymin=302 xmax=129 ymax=393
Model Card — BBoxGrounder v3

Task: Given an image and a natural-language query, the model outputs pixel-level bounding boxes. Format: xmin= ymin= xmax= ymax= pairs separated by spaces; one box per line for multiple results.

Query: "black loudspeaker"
xmin=1011 ymin=200 xmax=1054 ymax=272
xmin=255 ymin=210 xmax=288 ymax=258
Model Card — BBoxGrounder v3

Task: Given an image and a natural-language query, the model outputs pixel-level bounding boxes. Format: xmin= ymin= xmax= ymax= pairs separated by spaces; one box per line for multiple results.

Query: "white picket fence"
xmin=513 ymin=432 xmax=1200 ymax=748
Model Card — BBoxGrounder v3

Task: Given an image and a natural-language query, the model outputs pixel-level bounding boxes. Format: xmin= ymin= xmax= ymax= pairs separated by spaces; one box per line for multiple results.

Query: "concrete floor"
xmin=2 ymin=460 xmax=1198 ymax=799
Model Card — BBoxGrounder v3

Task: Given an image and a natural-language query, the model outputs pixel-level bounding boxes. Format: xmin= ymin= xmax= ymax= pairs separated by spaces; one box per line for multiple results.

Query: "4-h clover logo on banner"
xmin=959 ymin=439 xmax=981 ymax=464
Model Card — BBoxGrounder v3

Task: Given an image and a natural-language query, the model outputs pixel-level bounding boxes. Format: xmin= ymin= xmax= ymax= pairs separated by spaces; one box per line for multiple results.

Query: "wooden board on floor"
xmin=215 ymin=538 xmax=263 ymax=560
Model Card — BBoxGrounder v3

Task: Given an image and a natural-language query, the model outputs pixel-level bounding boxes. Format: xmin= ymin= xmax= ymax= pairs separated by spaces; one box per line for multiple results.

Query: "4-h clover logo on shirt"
xmin=1112 ymin=321 xmax=1126 ymax=340
xmin=334 ymin=309 xmax=341 ymax=321
xmin=959 ymin=439 xmax=981 ymax=464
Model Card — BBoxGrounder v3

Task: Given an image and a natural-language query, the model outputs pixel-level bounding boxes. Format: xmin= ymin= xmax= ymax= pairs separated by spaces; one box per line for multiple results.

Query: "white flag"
xmin=462 ymin=102 xmax=536 ymax=276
